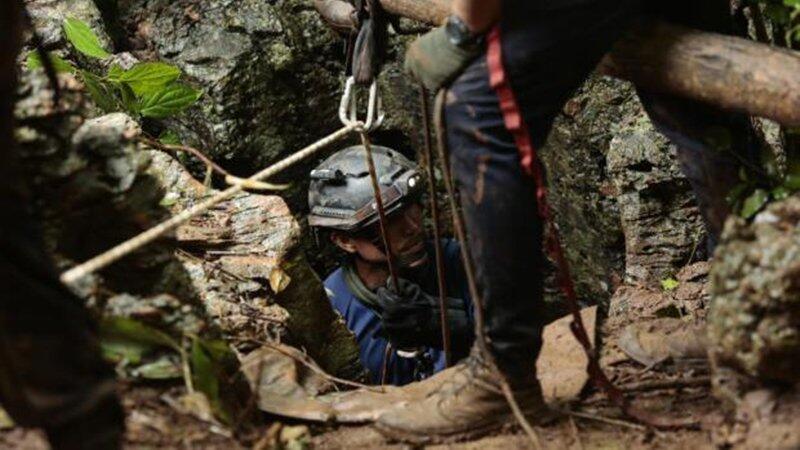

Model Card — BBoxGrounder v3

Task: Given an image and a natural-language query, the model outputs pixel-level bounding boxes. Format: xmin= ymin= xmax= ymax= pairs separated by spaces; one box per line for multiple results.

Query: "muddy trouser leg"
xmin=0 ymin=224 xmax=124 ymax=450
xmin=446 ymin=0 xmax=640 ymax=379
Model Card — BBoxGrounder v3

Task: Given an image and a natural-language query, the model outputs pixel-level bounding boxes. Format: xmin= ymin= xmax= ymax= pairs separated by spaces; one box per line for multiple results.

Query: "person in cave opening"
xmin=307 ymin=145 xmax=475 ymax=385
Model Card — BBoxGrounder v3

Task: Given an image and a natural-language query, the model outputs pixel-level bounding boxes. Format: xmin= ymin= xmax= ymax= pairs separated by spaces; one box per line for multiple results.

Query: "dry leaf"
xmin=269 ymin=268 xmax=291 ymax=294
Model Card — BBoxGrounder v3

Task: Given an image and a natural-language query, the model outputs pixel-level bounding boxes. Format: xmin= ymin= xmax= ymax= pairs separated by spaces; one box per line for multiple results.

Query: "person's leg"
xmin=446 ymin=55 xmax=547 ymax=380
xmin=478 ymin=0 xmax=641 ymax=377
xmin=638 ymin=0 xmax=761 ymax=251
xmin=377 ymin=0 xmax=640 ymax=441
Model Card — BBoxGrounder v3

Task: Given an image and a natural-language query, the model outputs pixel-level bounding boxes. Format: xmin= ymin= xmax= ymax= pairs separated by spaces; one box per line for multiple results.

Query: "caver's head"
xmin=308 ymin=145 xmax=428 ymax=268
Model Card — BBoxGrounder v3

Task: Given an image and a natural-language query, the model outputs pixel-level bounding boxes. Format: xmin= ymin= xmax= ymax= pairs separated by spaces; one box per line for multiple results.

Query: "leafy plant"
xmin=749 ymin=0 xmax=800 ymax=46
xmin=727 ymin=156 xmax=800 ymax=219
xmin=660 ymin=278 xmax=680 ymax=291
xmin=26 ymin=17 xmax=201 ymax=119
xmin=99 ymin=316 xmax=240 ymax=424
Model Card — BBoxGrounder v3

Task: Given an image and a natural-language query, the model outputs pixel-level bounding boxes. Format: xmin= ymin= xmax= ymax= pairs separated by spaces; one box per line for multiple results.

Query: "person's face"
xmin=332 ymin=202 xmax=428 ymax=268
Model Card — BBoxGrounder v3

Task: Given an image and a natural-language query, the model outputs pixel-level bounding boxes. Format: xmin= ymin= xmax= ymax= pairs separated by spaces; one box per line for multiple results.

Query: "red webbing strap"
xmin=486 ymin=25 xmax=629 ymax=412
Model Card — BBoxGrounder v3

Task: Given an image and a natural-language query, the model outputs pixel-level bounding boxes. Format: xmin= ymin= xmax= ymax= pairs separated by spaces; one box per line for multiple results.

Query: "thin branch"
xmin=567 ymin=410 xmax=647 ymax=431
xmin=138 ymin=136 xmax=289 ymax=191
xmin=569 ymin=416 xmax=585 ymax=450
xmin=618 ymin=376 xmax=710 ymax=393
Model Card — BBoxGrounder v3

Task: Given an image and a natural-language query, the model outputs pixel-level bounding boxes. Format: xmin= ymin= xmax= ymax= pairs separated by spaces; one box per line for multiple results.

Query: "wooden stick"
xmin=569 ymin=416 xmax=585 ymax=450
xmin=618 ymin=376 xmax=710 ymax=392
xmin=568 ymin=410 xmax=647 ymax=431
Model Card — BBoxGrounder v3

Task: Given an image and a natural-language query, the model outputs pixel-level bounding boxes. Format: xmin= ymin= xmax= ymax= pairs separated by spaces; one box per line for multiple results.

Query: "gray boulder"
xmin=708 ymin=195 xmax=800 ymax=391
xmin=113 ymin=0 xmax=417 ymax=180
xmin=14 ymin=68 xmax=362 ymax=378
xmin=542 ymin=75 xmax=703 ymax=304
xmin=607 ymin=113 xmax=705 ymax=285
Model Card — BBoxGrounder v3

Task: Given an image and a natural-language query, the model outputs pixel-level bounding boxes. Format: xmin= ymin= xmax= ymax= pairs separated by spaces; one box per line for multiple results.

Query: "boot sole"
xmin=373 ymin=414 xmax=516 ymax=445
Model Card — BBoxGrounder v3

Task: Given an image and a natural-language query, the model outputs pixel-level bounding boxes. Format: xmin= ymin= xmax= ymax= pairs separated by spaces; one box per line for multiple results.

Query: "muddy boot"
xmin=327 ymin=362 xmax=466 ymax=422
xmin=375 ymin=348 xmax=551 ymax=444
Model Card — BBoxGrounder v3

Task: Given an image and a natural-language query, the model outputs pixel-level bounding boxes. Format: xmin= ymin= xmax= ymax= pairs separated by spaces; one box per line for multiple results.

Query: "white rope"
xmin=60 ymin=124 xmax=357 ymax=285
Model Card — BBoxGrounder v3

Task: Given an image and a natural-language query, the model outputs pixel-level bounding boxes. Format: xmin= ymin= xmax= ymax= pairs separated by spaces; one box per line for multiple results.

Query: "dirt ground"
xmin=0 ymin=375 xmax=720 ymax=450
xmin=2 ymin=269 xmax=800 ymax=449
xmin=0 ymin=329 xmax=722 ymax=450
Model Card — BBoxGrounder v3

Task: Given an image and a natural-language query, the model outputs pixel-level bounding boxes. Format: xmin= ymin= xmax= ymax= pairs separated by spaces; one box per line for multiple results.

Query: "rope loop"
xmin=338 ymin=76 xmax=385 ymax=132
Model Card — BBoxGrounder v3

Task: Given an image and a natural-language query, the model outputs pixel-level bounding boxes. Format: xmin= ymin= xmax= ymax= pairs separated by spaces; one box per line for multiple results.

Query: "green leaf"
xmin=772 ymin=186 xmax=790 ymax=200
xmin=726 ymin=182 xmax=749 ymax=206
xmin=191 ymin=339 xmax=230 ymax=424
xmin=784 ymin=0 xmax=800 ymax=9
xmin=107 ymin=64 xmax=125 ymax=80
xmin=132 ymin=357 xmax=183 ymax=380
xmin=158 ymin=130 xmax=181 ymax=146
xmin=114 ymin=62 xmax=182 ymax=96
xmin=100 ymin=338 xmax=153 ymax=364
xmin=159 ymin=192 xmax=180 ymax=207
xmin=765 ymin=4 xmax=792 ymax=24
xmin=740 ymin=189 xmax=769 ymax=218
xmin=783 ymin=174 xmax=800 ymax=191
xmin=63 ymin=17 xmax=110 ymax=59
xmin=100 ymin=316 xmax=181 ymax=351
xmin=660 ymin=278 xmax=680 ymax=291
xmin=26 ymin=51 xmax=75 ymax=73
xmin=116 ymin=82 xmax=139 ymax=115
xmin=0 ymin=406 xmax=14 ymax=430
xmin=139 ymin=83 xmax=202 ymax=119
xmin=80 ymin=70 xmax=119 ymax=112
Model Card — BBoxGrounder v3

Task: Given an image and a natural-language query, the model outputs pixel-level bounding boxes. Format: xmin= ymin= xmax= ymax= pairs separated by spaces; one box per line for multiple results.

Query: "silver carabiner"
xmin=338 ymin=76 xmax=385 ymax=132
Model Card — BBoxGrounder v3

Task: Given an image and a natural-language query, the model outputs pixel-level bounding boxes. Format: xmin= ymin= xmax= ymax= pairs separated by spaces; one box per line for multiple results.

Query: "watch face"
xmin=445 ymin=15 xmax=471 ymax=47
xmin=445 ymin=15 xmax=483 ymax=49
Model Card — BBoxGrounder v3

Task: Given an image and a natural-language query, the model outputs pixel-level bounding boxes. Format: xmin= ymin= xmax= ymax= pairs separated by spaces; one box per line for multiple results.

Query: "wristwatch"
xmin=444 ymin=14 xmax=485 ymax=50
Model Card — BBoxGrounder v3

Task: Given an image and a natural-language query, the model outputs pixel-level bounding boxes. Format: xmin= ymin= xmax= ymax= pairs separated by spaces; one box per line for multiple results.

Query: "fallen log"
xmin=379 ymin=0 xmax=800 ymax=126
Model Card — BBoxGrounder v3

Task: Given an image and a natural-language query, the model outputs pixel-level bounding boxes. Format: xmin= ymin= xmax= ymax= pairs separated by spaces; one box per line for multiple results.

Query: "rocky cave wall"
xmin=22 ymin=0 xmax=710 ymax=315
xmin=109 ymin=0 xmax=708 ymax=303
xmin=17 ymin=0 xmax=363 ymax=378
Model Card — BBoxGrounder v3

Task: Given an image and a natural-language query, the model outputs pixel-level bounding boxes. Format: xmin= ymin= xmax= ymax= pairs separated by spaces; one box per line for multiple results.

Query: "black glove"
xmin=375 ymin=278 xmax=472 ymax=352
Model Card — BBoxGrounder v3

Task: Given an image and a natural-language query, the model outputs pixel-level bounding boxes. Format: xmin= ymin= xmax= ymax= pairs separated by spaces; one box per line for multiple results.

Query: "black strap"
xmin=349 ymin=0 xmax=388 ymax=85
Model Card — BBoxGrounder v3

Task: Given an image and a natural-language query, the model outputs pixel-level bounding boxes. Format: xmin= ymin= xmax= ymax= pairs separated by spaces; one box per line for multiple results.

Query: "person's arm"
xmin=313 ymin=0 xmax=358 ymax=35
xmin=403 ymin=0 xmax=502 ymax=91
xmin=452 ymin=0 xmax=502 ymax=34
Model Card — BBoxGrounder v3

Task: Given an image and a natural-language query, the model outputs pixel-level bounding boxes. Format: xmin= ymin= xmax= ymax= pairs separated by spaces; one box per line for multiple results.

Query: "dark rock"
xmin=114 ymin=0 xmax=416 ymax=180
xmin=541 ymin=75 xmax=628 ymax=306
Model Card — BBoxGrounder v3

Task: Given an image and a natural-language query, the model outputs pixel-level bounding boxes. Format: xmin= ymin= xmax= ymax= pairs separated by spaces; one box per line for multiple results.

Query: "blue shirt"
xmin=324 ymin=240 xmax=472 ymax=386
